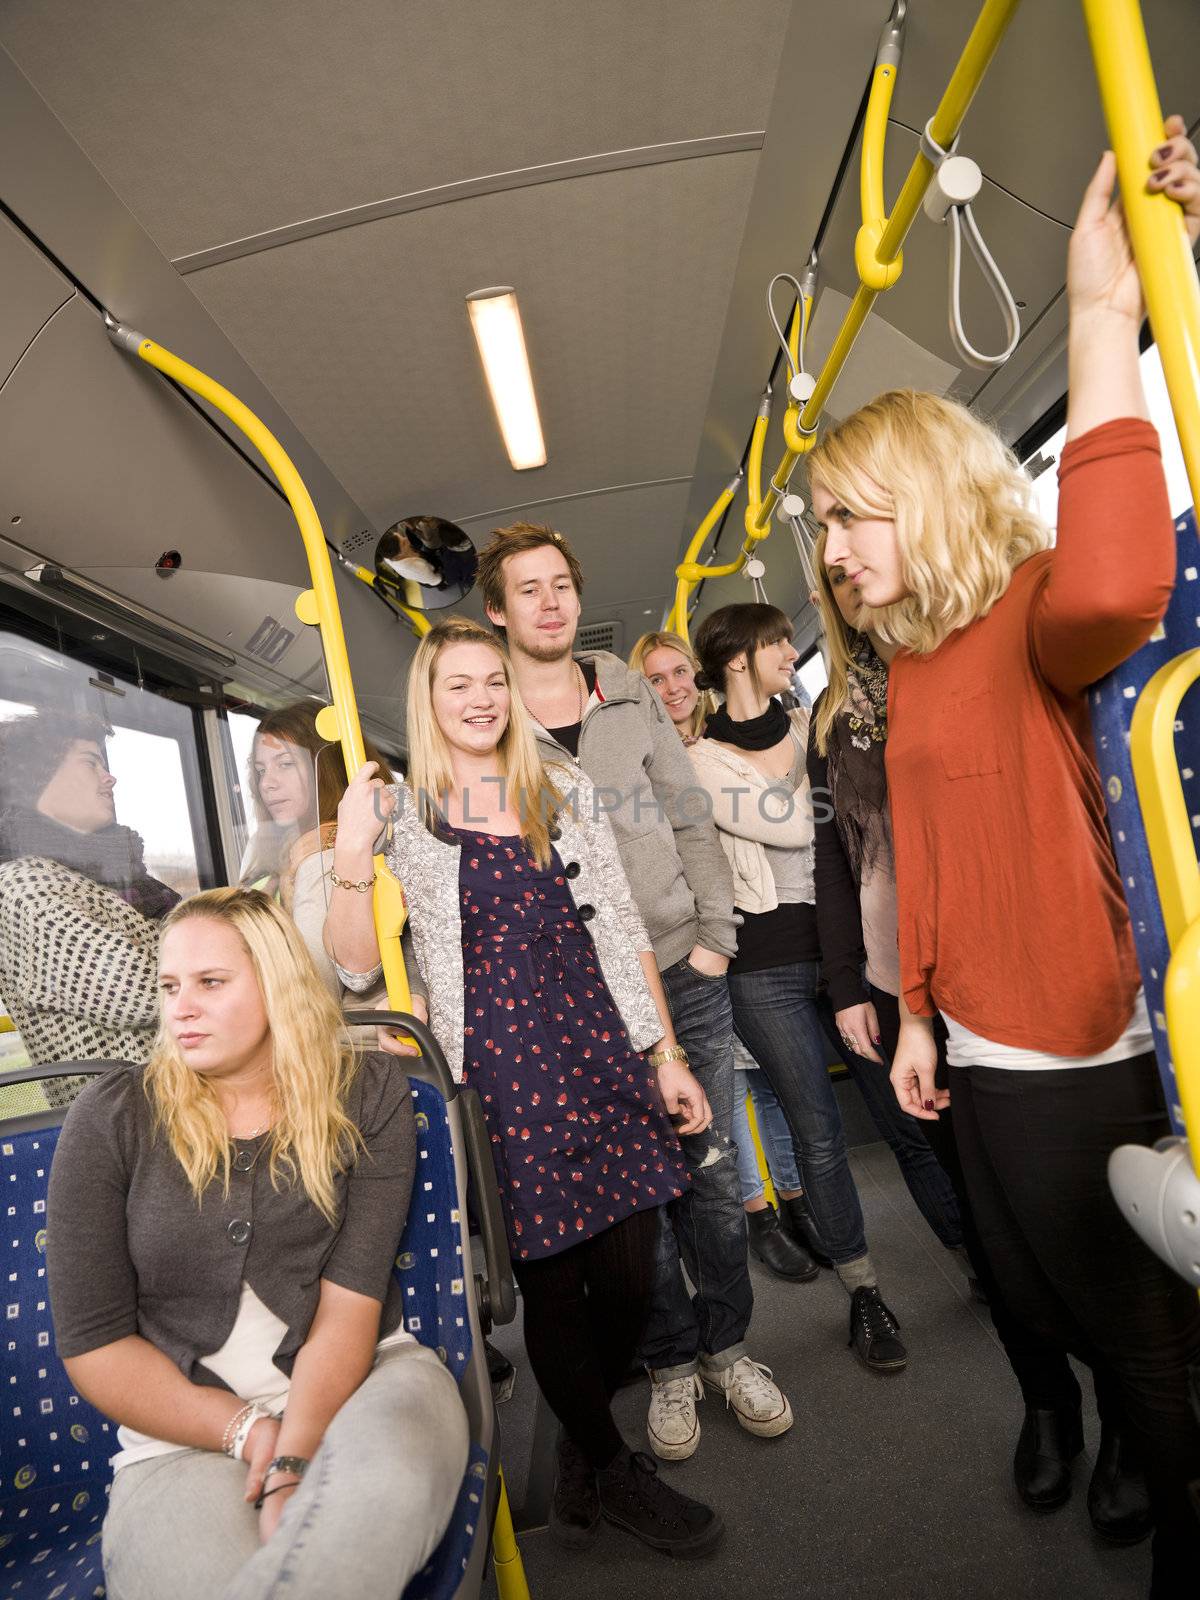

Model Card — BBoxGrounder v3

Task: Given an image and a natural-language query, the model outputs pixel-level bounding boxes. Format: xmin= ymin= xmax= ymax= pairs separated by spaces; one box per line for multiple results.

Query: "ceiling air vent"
xmin=340 ymin=527 xmax=379 ymax=556
xmin=576 ymin=620 xmax=622 ymax=656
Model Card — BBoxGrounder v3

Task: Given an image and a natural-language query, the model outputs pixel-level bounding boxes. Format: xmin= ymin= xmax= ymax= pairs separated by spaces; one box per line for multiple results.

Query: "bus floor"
xmin=484 ymin=1116 xmax=1153 ymax=1599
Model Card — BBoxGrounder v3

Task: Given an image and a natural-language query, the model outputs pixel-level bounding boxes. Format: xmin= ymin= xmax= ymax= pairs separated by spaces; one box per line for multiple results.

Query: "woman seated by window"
xmin=0 ymin=712 xmax=179 ymax=1105
xmin=46 ymin=887 xmax=468 ymax=1600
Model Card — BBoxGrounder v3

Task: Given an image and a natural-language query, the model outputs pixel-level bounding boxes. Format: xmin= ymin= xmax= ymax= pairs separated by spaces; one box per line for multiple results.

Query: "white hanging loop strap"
xmin=742 ymin=555 xmax=770 ymax=606
xmin=767 ymin=272 xmax=817 ymax=407
xmin=921 ymin=121 xmax=1021 ymax=370
xmin=778 ymin=493 xmax=820 ymax=597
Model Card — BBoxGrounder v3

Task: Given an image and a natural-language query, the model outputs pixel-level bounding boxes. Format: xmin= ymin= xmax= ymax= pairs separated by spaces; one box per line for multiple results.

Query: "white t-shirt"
xmin=942 ymin=989 xmax=1154 ymax=1070
xmin=113 ymin=1281 xmax=414 ymax=1470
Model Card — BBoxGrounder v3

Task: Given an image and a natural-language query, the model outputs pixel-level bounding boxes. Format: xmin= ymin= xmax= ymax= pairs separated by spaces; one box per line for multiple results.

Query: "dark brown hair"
xmin=0 ymin=711 xmax=110 ymax=812
xmin=249 ymin=704 xmax=396 ymax=828
xmin=692 ymin=604 xmax=794 ymax=698
xmin=476 ymin=521 xmax=584 ymax=618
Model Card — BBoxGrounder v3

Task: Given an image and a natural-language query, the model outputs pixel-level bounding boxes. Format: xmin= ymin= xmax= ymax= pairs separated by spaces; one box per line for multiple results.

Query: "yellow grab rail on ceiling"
xmin=103 ymin=317 xmax=414 ymax=1010
xmin=669 ymin=0 xmax=1022 ymax=631
xmin=1081 ymin=0 xmax=1200 ymax=513
xmin=342 ymin=556 xmax=432 ymax=638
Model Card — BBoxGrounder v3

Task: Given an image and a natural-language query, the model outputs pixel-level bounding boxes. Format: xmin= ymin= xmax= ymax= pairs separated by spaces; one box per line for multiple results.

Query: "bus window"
xmin=1025 ymin=343 xmax=1190 ymax=527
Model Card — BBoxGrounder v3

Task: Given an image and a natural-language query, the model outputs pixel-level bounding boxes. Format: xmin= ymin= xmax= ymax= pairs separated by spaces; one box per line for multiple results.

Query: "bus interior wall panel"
xmin=0 ymin=45 xmax=375 ymax=552
xmin=0 ymin=211 xmax=73 ymax=388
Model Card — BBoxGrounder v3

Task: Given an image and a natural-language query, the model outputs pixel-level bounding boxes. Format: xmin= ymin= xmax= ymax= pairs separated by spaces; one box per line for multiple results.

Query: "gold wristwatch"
xmin=648 ymin=1045 xmax=689 ymax=1068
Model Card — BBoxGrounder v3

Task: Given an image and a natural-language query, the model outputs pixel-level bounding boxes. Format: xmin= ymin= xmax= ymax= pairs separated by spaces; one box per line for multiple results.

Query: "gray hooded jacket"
xmin=532 ymin=651 xmax=738 ymax=972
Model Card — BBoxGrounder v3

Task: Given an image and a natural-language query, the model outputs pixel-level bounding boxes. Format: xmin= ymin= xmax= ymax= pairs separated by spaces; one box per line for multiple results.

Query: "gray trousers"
xmin=102 ymin=1341 xmax=470 ymax=1600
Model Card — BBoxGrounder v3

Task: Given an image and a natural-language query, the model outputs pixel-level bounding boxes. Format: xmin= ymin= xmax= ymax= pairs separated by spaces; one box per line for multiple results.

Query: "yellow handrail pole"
xmin=670 ymin=473 xmax=742 ymax=642
xmin=746 ymin=398 xmax=772 ymax=523
xmin=756 ymin=0 xmax=1024 ymax=532
xmin=1130 ymin=650 xmax=1200 ymax=951
xmin=104 ymin=319 xmax=412 ymax=1011
xmin=1081 ymin=0 xmax=1200 ymax=513
xmin=1131 ymin=652 xmax=1200 ymax=1187
xmin=1165 ymin=916 xmax=1200 ymax=1161
xmin=860 ymin=58 xmax=899 ymax=233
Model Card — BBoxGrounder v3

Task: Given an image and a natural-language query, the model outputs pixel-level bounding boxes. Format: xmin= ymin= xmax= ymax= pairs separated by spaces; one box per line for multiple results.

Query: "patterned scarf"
xmin=825 ymin=633 xmax=892 ymax=883
xmin=0 ymin=806 xmax=180 ymax=920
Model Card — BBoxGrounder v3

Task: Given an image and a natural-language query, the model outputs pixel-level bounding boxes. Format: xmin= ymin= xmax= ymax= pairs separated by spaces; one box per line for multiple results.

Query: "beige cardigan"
xmin=687 ymin=709 xmax=814 ymax=915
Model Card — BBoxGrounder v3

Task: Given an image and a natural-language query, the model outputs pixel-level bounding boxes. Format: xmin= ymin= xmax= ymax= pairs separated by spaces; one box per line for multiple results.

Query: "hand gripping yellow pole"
xmin=1081 ymin=0 xmax=1200 ymax=514
xmin=105 ymin=316 xmax=413 ymax=1011
xmin=105 ymin=316 xmax=532 ymax=1600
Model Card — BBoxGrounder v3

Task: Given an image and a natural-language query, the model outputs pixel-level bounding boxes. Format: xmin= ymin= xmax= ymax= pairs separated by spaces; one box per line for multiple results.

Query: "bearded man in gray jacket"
xmin=479 ymin=522 xmax=795 ymax=1477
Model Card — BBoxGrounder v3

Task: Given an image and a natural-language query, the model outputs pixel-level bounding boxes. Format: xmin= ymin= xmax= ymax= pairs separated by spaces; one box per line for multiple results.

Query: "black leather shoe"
xmin=848 ymin=1286 xmax=907 ymax=1372
xmin=780 ymin=1194 xmax=833 ymax=1269
xmin=1013 ymin=1404 xmax=1083 ymax=1511
xmin=747 ymin=1205 xmax=819 ymax=1281
xmin=1087 ymin=1426 xmax=1153 ymax=1545
xmin=550 ymin=1437 xmax=601 ymax=1549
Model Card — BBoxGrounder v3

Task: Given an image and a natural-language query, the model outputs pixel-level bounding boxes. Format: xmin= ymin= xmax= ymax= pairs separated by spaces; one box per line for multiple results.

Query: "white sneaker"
xmin=646 ymin=1372 xmax=704 ymax=1460
xmin=700 ymin=1355 xmax=793 ymax=1438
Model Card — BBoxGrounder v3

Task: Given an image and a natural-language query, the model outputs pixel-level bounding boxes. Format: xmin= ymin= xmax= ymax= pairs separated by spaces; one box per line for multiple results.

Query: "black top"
xmin=543 ymin=660 xmax=598 ymax=758
xmin=805 ymin=695 xmax=870 ymax=1011
xmin=47 ymin=1054 xmax=415 ymax=1384
xmin=729 ymin=900 xmax=820 ymax=975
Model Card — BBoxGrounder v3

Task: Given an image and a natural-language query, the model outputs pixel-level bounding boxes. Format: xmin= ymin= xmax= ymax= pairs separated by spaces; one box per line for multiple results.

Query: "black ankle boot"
xmin=598 ymin=1446 xmax=724 ymax=1558
xmin=747 ymin=1205 xmax=819 ymax=1281
xmin=550 ymin=1437 xmax=601 ymax=1549
xmin=1013 ymin=1404 xmax=1084 ymax=1511
xmin=780 ymin=1194 xmax=833 ymax=1269
xmin=1087 ymin=1426 xmax=1153 ymax=1545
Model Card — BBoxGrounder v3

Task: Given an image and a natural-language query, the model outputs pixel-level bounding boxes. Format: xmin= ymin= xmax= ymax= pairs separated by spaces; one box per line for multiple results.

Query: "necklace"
xmin=527 ymin=661 xmax=586 ymax=728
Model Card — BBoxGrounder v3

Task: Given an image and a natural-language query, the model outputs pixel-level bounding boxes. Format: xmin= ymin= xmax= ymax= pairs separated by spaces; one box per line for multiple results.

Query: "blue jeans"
xmin=727 ymin=960 xmax=868 ymax=1266
xmin=732 ymin=1066 xmax=802 ymax=1202
xmin=817 ymin=993 xmax=963 ymax=1250
xmin=639 ymin=959 xmax=753 ymax=1378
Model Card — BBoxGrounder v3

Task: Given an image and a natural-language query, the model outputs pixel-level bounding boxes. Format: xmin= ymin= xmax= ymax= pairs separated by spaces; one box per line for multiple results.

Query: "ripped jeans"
xmin=639 ymin=959 xmax=754 ymax=1380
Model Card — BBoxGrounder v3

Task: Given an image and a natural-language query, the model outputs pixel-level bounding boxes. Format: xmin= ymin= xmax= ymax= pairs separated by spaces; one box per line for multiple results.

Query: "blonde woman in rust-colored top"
xmin=810 ymin=124 xmax=1200 ymax=1584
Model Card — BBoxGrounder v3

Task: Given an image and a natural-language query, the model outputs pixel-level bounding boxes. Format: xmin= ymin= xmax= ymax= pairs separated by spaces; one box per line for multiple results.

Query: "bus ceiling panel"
xmin=0 ymin=46 xmax=374 ymax=548
xmin=181 ymin=157 xmax=759 ymax=538
xmin=811 ymin=123 xmax=1069 ymax=417
xmin=0 ymin=213 xmax=72 ymax=388
xmin=0 ymin=294 xmax=313 ymax=586
xmin=888 ymin=0 xmax=1200 ymax=230
xmin=0 ymin=0 xmax=792 ymax=263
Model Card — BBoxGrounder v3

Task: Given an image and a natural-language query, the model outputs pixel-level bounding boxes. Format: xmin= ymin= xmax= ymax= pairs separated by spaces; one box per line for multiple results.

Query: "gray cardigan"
xmin=340 ymin=771 xmax=664 ymax=1082
xmin=47 ymin=1056 xmax=414 ymax=1381
xmin=533 ymin=652 xmax=738 ymax=971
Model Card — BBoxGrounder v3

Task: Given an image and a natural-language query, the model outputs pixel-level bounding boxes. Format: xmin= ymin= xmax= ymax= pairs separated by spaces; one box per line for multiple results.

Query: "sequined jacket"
xmin=338 ymin=772 xmax=664 ymax=1081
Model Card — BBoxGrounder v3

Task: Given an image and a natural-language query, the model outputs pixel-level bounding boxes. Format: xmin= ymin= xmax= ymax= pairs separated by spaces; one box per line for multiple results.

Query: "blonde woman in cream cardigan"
xmin=690 ymin=603 xmax=907 ymax=1375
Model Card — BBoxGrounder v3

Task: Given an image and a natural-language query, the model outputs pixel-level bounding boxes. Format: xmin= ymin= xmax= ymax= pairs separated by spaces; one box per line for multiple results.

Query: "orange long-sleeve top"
xmin=886 ymin=417 xmax=1175 ymax=1056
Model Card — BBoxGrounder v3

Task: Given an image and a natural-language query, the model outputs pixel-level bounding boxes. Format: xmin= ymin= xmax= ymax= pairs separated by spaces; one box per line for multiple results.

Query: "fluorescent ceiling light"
xmin=466 ymin=287 xmax=547 ymax=470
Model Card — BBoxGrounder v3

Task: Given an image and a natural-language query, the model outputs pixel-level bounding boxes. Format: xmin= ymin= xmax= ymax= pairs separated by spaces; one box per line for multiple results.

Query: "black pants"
xmin=952 ymin=1054 xmax=1200 ymax=1591
xmin=871 ymin=986 xmax=1081 ymax=1413
xmin=512 ymin=1206 xmax=658 ymax=1469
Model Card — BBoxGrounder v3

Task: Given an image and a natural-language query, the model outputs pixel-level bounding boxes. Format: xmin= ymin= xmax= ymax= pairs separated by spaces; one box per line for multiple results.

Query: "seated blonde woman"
xmin=46 ymin=887 xmax=468 ymax=1600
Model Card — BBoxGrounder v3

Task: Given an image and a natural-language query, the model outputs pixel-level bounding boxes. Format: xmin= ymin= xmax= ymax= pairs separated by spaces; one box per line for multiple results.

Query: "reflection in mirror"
xmin=238 ymin=703 xmax=394 ymax=1021
xmin=374 ymin=516 xmax=478 ymax=611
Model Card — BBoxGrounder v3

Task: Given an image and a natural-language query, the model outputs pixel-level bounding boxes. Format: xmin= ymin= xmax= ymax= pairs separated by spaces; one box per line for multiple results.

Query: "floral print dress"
xmin=455 ymin=828 xmax=688 ymax=1260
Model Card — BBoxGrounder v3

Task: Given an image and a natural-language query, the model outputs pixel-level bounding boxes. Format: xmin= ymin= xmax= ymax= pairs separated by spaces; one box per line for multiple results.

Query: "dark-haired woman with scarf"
xmin=806 ymin=548 xmax=1151 ymax=1538
xmin=689 ymin=603 xmax=906 ymax=1375
xmin=0 ymin=713 xmax=178 ymax=1104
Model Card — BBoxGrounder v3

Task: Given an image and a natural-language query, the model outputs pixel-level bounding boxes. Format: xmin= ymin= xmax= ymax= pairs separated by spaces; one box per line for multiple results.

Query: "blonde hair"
xmin=406 ymin=617 xmax=562 ymax=868
xmin=807 ymin=389 xmax=1050 ymax=654
xmin=145 ymin=888 xmax=362 ymax=1223
xmin=628 ymin=631 xmax=714 ymax=741
xmin=810 ymin=528 xmax=862 ymax=757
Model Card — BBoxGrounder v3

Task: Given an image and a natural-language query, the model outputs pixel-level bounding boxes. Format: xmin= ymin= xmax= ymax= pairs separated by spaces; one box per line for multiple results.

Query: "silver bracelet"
xmin=231 ymin=1403 xmax=269 ymax=1461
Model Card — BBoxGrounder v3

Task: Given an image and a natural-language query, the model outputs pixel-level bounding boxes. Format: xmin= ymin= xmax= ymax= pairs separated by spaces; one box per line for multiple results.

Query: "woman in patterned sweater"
xmin=0 ymin=712 xmax=177 ymax=1103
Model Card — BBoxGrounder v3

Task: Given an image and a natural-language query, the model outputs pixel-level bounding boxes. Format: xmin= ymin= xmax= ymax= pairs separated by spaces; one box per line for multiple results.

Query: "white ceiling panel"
xmin=185 ymin=155 xmax=760 ymax=535
xmin=1 ymin=0 xmax=791 ymax=260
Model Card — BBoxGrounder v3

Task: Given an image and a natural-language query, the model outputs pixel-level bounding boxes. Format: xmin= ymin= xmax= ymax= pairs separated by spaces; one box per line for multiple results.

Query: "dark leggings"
xmin=870 ymin=986 xmax=1081 ymax=1414
xmin=951 ymin=1054 xmax=1200 ymax=1593
xmin=512 ymin=1206 xmax=659 ymax=1469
